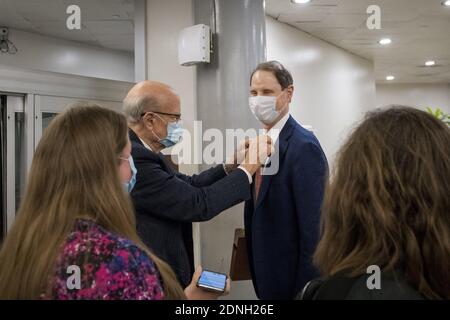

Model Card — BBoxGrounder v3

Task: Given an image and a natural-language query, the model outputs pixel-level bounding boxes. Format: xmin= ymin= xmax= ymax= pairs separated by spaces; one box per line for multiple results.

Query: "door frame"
xmin=2 ymin=93 xmax=34 ymax=233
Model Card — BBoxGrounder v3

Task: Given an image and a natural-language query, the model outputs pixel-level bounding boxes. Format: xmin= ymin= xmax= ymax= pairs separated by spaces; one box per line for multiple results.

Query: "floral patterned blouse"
xmin=41 ymin=219 xmax=164 ymax=300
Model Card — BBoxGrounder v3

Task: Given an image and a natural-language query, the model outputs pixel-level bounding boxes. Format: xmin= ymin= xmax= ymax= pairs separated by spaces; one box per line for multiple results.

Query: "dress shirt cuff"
xmin=237 ymin=166 xmax=253 ymax=184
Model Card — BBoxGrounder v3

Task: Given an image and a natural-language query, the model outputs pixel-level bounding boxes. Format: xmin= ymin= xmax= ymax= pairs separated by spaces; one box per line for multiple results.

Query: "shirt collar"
xmin=139 ymin=137 xmax=153 ymax=152
xmin=266 ymin=113 xmax=290 ymax=145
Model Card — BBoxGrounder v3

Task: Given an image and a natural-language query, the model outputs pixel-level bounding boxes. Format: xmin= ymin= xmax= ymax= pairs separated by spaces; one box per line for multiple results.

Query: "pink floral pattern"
xmin=42 ymin=219 xmax=164 ymax=300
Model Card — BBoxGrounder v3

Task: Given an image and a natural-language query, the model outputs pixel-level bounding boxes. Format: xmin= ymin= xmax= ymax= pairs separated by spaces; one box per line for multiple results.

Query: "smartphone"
xmin=196 ymin=270 xmax=227 ymax=293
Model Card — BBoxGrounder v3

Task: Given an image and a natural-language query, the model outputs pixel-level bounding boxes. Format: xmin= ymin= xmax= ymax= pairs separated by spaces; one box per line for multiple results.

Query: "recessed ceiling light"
xmin=379 ymin=38 xmax=392 ymax=45
xmin=425 ymin=60 xmax=436 ymax=66
xmin=386 ymin=75 xmax=395 ymax=81
xmin=291 ymin=0 xmax=312 ymax=4
xmin=442 ymin=0 xmax=450 ymax=7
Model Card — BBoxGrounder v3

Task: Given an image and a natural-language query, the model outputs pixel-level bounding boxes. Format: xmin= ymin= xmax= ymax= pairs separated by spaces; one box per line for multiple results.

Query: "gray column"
xmin=194 ymin=0 xmax=266 ymax=299
xmin=195 ymin=0 xmax=266 ymax=131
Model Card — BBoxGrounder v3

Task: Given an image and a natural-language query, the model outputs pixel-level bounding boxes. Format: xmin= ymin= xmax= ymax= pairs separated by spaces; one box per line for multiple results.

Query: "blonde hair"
xmin=0 ymin=103 xmax=185 ymax=299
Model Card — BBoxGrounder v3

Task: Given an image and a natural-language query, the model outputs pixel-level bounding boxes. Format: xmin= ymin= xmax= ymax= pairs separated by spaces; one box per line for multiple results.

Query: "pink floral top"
xmin=42 ymin=219 xmax=164 ymax=300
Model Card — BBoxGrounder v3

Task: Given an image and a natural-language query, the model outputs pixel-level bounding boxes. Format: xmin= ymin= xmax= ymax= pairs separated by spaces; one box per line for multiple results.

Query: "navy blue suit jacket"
xmin=244 ymin=116 xmax=328 ymax=300
xmin=129 ymin=129 xmax=251 ymax=286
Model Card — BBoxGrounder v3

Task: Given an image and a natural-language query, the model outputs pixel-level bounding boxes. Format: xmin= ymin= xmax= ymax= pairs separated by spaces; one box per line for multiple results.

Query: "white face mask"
xmin=249 ymin=95 xmax=280 ymax=125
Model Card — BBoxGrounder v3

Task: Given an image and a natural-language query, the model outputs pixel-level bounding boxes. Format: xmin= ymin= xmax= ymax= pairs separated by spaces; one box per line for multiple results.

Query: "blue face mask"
xmin=153 ymin=114 xmax=183 ymax=148
xmin=123 ymin=155 xmax=137 ymax=193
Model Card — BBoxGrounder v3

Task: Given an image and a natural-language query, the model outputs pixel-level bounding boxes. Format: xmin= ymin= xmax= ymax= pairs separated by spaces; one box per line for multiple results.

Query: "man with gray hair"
xmin=123 ymin=80 xmax=270 ymax=287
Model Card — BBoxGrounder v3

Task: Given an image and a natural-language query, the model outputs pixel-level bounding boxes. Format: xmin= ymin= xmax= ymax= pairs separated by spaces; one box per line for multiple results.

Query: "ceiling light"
xmin=442 ymin=1 xmax=450 ymax=7
xmin=386 ymin=75 xmax=395 ymax=81
xmin=291 ymin=0 xmax=312 ymax=4
xmin=379 ymin=38 xmax=392 ymax=45
xmin=425 ymin=60 xmax=436 ymax=67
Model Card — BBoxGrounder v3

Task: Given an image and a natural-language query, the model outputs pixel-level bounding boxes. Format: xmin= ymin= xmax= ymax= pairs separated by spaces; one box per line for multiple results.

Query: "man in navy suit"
xmin=123 ymin=81 xmax=271 ymax=287
xmin=245 ymin=61 xmax=328 ymax=299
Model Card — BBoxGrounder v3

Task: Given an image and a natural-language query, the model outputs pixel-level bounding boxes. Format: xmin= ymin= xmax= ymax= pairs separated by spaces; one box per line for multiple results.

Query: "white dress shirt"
xmin=139 ymin=137 xmax=153 ymax=151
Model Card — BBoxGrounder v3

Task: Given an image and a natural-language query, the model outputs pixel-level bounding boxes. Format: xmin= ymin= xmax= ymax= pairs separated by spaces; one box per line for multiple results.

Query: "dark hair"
xmin=250 ymin=60 xmax=293 ymax=89
xmin=314 ymin=105 xmax=450 ymax=299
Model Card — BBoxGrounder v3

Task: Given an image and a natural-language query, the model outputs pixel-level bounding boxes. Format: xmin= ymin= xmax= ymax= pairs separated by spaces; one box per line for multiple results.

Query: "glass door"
xmin=0 ymin=93 xmax=121 ymax=240
xmin=1 ymin=94 xmax=26 ymax=238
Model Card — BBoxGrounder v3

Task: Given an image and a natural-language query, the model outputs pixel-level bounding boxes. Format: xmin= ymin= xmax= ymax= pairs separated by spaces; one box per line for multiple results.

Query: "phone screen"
xmin=197 ymin=270 xmax=227 ymax=292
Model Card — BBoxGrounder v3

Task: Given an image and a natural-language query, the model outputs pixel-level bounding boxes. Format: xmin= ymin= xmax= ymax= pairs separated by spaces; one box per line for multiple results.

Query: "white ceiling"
xmin=1 ymin=0 xmax=449 ymax=83
xmin=265 ymin=0 xmax=450 ymax=83
xmin=0 ymin=0 xmax=134 ymax=52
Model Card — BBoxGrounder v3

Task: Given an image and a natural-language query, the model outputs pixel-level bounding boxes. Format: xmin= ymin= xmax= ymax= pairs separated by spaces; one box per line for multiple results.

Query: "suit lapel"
xmin=255 ymin=116 xmax=296 ymax=210
xmin=128 ymin=128 xmax=142 ymax=145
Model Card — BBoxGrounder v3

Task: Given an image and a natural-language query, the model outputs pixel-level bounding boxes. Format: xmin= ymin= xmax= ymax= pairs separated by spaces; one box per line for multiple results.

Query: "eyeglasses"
xmin=141 ymin=111 xmax=181 ymax=122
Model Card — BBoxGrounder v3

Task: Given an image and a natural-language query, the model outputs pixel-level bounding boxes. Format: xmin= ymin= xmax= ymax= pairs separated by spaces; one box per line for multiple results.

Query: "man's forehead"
xmin=251 ymin=71 xmax=280 ymax=88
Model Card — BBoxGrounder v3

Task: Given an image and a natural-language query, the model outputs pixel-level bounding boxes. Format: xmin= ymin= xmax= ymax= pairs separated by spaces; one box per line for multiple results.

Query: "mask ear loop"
xmin=276 ymin=90 xmax=288 ymax=112
xmin=147 ymin=112 xmax=168 ymax=144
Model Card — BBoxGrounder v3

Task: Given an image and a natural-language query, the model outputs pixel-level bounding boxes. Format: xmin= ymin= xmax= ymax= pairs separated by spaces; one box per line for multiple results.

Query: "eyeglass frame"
xmin=140 ymin=111 xmax=181 ymax=123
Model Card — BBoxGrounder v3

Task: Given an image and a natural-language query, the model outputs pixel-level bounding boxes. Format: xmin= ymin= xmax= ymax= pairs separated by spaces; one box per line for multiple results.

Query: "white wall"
xmin=0 ymin=29 xmax=134 ymax=82
xmin=266 ymin=16 xmax=377 ymax=165
xmin=376 ymin=83 xmax=450 ymax=114
xmin=146 ymin=0 xmax=197 ymax=169
xmin=134 ymin=0 xmax=147 ymax=82
xmin=145 ymin=0 xmax=201 ymax=263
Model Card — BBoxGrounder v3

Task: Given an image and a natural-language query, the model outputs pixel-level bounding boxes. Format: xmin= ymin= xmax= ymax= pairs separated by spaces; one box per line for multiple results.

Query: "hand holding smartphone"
xmin=196 ymin=269 xmax=228 ymax=293
xmin=184 ymin=266 xmax=230 ymax=300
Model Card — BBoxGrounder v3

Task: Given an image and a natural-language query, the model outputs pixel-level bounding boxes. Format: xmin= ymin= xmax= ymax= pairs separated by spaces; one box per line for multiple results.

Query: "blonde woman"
xmin=0 ymin=103 xmax=229 ymax=300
